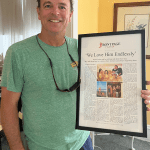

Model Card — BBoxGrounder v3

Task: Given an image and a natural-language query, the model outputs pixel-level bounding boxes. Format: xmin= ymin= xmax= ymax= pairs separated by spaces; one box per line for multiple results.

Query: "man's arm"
xmin=1 ymin=87 xmax=25 ymax=150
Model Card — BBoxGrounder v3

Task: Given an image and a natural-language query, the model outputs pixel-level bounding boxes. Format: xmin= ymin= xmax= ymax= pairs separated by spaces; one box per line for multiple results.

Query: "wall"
xmin=78 ymin=0 xmax=150 ymax=125
xmin=78 ymin=0 xmax=99 ymax=34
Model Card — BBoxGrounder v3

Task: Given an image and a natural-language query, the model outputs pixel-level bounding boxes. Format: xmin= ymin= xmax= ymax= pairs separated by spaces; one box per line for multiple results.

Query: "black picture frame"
xmin=113 ymin=1 xmax=150 ymax=59
xmin=76 ymin=30 xmax=147 ymax=137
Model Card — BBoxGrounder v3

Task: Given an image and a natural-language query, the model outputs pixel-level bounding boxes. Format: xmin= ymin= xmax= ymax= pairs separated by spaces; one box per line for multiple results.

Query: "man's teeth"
xmin=50 ymin=20 xmax=60 ymax=22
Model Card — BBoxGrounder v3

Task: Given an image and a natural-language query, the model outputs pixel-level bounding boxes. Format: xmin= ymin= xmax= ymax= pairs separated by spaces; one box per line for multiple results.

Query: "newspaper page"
xmin=79 ymin=33 xmax=144 ymax=133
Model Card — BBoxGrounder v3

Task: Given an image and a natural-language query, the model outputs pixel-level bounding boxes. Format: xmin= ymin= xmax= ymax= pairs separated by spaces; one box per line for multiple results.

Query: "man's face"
xmin=114 ymin=65 xmax=118 ymax=69
xmin=37 ymin=0 xmax=73 ymax=35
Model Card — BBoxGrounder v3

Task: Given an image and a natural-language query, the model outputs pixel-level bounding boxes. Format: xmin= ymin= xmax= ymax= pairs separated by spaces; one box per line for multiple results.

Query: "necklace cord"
xmin=36 ymin=35 xmax=60 ymax=90
xmin=36 ymin=34 xmax=78 ymax=91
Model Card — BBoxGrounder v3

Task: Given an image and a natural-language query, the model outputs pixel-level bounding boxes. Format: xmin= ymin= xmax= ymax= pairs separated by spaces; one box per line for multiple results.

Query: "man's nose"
xmin=51 ymin=6 xmax=60 ymax=16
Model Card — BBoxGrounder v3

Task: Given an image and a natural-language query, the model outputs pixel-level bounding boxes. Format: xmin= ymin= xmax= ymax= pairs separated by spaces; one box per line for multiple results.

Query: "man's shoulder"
xmin=9 ymin=35 xmax=37 ymax=52
xmin=118 ymin=68 xmax=122 ymax=71
xmin=65 ymin=36 xmax=77 ymax=41
xmin=65 ymin=36 xmax=78 ymax=46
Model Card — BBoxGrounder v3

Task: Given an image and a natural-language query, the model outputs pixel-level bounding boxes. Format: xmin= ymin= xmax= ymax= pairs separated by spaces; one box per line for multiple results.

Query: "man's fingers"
xmin=144 ymin=100 xmax=150 ymax=105
xmin=147 ymin=107 xmax=150 ymax=111
xmin=141 ymin=94 xmax=150 ymax=100
xmin=141 ymin=89 xmax=150 ymax=96
xmin=146 ymin=81 xmax=150 ymax=85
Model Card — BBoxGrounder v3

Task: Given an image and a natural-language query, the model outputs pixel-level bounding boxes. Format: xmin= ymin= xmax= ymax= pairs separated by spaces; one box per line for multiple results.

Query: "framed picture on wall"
xmin=113 ymin=1 xmax=150 ymax=59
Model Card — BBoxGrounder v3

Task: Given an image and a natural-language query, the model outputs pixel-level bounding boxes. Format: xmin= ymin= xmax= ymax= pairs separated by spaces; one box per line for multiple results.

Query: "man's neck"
xmin=38 ymin=32 xmax=66 ymax=47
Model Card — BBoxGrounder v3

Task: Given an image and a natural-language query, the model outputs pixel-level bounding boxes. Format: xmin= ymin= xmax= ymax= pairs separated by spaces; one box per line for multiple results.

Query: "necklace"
xmin=36 ymin=34 xmax=77 ymax=67
xmin=36 ymin=34 xmax=79 ymax=92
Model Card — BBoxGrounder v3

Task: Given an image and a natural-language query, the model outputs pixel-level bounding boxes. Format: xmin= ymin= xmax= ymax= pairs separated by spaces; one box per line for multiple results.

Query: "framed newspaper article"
xmin=76 ymin=30 xmax=147 ymax=137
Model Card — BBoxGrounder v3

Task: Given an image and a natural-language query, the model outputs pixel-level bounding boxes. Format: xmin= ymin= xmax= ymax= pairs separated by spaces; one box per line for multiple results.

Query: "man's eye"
xmin=45 ymin=5 xmax=51 ymax=8
xmin=60 ymin=6 xmax=66 ymax=9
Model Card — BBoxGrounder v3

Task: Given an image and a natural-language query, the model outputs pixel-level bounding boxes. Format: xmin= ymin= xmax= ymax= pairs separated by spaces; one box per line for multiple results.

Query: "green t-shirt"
xmin=1 ymin=35 xmax=90 ymax=150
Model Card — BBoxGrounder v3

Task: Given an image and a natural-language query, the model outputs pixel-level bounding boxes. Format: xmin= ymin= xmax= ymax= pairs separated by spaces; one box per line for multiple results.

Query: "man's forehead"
xmin=41 ymin=0 xmax=70 ymax=5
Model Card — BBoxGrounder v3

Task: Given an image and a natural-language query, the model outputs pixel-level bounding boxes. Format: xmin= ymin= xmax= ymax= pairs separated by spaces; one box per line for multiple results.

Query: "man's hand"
xmin=141 ymin=89 xmax=150 ymax=111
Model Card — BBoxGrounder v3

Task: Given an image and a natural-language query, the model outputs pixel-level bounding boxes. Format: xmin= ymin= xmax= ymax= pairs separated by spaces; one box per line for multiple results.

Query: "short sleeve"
xmin=1 ymin=46 xmax=24 ymax=92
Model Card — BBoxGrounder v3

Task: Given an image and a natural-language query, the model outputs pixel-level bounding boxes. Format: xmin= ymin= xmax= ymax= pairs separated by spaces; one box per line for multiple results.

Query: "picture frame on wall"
xmin=113 ymin=1 xmax=150 ymax=59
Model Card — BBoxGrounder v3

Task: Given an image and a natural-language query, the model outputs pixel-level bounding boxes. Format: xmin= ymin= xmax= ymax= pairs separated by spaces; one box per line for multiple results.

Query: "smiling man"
xmin=37 ymin=0 xmax=73 ymax=46
xmin=1 ymin=0 xmax=150 ymax=150
xmin=1 ymin=0 xmax=92 ymax=150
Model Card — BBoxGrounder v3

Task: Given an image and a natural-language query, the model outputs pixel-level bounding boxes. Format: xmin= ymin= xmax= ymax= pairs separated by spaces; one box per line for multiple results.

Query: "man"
xmin=97 ymin=87 xmax=102 ymax=97
xmin=1 ymin=0 xmax=93 ymax=150
xmin=112 ymin=65 xmax=122 ymax=76
xmin=1 ymin=1 xmax=150 ymax=150
xmin=107 ymin=84 xmax=112 ymax=97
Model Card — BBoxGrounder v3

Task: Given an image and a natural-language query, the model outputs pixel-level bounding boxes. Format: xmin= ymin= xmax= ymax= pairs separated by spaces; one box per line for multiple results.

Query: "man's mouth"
xmin=49 ymin=20 xmax=60 ymax=23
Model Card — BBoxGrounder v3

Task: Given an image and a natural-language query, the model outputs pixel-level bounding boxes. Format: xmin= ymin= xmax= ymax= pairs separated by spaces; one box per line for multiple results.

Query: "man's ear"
xmin=37 ymin=7 xmax=41 ymax=20
xmin=69 ymin=11 xmax=73 ymax=22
